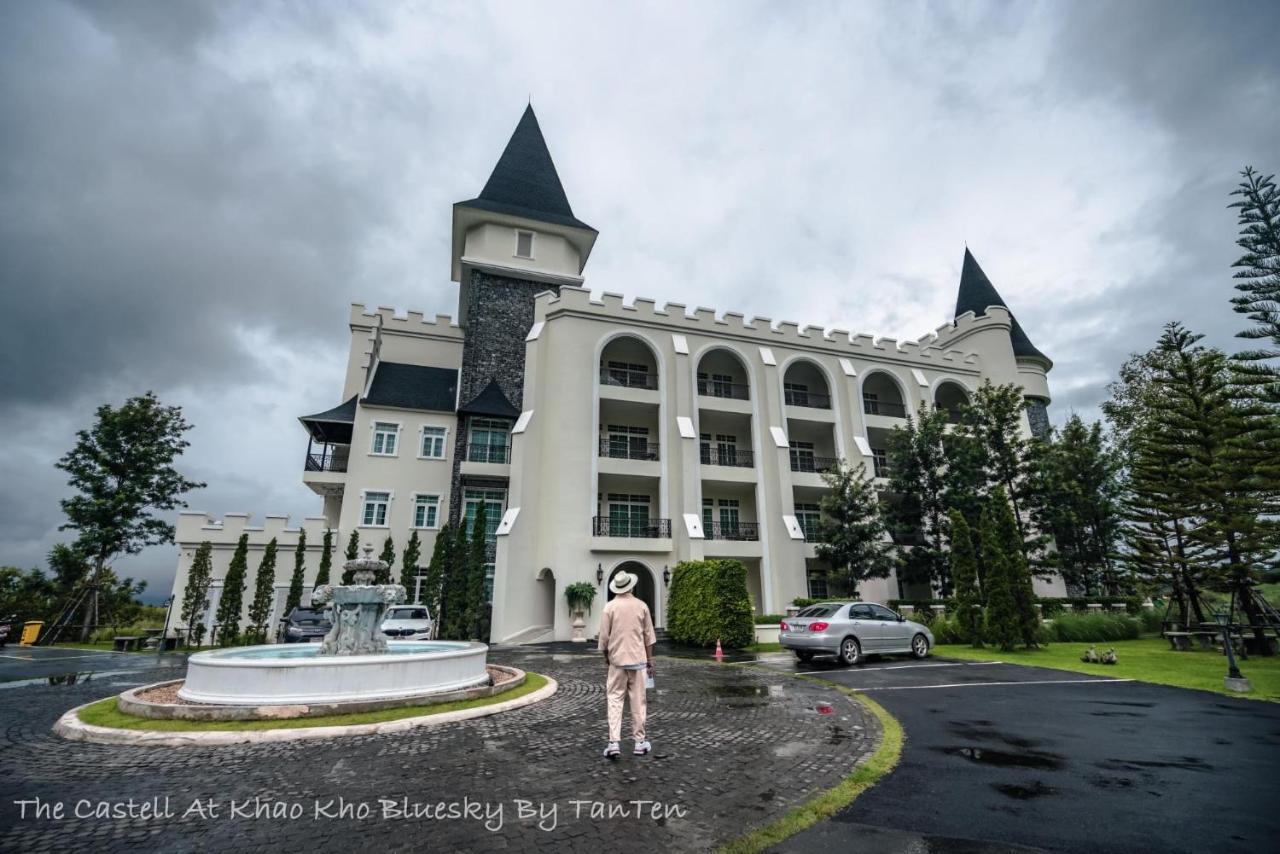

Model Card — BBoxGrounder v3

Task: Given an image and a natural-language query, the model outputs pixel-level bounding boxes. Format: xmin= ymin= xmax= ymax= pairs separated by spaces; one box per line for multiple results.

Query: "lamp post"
xmin=1216 ymin=611 xmax=1252 ymax=693
xmin=156 ymin=595 xmax=175 ymax=661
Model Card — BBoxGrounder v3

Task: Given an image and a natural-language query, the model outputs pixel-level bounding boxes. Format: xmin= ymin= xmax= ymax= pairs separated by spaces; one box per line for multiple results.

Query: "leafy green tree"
xmin=247 ymin=538 xmax=278 ymax=644
xmin=948 ymin=510 xmax=983 ymax=646
xmin=285 ymin=530 xmax=306 ymax=614
xmin=0 ymin=566 xmax=57 ymax=626
xmin=979 ymin=501 xmax=1020 ymax=651
xmin=1229 ymin=166 xmax=1280 ymax=394
xmin=45 ymin=544 xmax=89 ymax=607
xmin=421 ymin=526 xmax=452 ymax=629
xmin=1026 ymin=416 xmax=1123 ymax=595
xmin=314 ymin=529 xmax=333 ymax=586
xmin=814 ymin=461 xmax=895 ymax=599
xmin=400 ymin=530 xmax=422 ymax=595
xmin=463 ymin=503 xmax=490 ymax=640
xmin=884 ymin=408 xmax=952 ymax=593
xmin=215 ymin=533 xmax=249 ymax=645
xmin=180 ymin=541 xmax=213 ymax=647
xmin=341 ymin=530 xmax=360 ymax=583
xmin=951 ymin=382 xmax=1035 ymax=549
xmin=55 ymin=392 xmax=204 ymax=638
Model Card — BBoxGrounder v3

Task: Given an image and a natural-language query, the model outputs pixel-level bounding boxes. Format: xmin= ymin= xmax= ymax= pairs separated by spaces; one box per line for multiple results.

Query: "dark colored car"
xmin=278 ymin=607 xmax=332 ymax=643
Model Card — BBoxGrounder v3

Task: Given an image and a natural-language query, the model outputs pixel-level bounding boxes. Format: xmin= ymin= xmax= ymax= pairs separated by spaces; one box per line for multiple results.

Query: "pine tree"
xmin=463 ymin=503 xmax=490 ymax=640
xmin=814 ymin=461 xmax=895 ymax=599
xmin=247 ymin=537 xmax=278 ymax=644
xmin=948 ymin=511 xmax=982 ymax=646
xmin=421 ymin=525 xmax=451 ymax=630
xmin=215 ymin=533 xmax=249 ymax=646
xmin=314 ymin=529 xmax=333 ymax=586
xmin=951 ymin=381 xmax=1035 ymax=551
xmin=377 ymin=535 xmax=395 ymax=585
xmin=341 ymin=530 xmax=360 ymax=583
xmin=400 ymin=530 xmax=422 ymax=596
xmin=285 ymin=529 xmax=306 ymax=614
xmin=992 ymin=489 xmax=1040 ymax=647
xmin=1229 ymin=166 xmax=1280 ymax=394
xmin=979 ymin=502 xmax=1020 ymax=651
xmin=883 ymin=408 xmax=952 ymax=593
xmin=180 ymin=541 xmax=213 ymax=647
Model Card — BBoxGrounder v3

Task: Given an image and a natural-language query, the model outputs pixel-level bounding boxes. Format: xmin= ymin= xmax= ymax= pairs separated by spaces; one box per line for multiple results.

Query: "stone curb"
xmin=52 ymin=676 xmax=558 ymax=747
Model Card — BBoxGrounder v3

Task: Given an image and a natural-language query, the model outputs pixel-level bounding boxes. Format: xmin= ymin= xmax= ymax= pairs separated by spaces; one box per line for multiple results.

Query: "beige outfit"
xmin=597 ymin=593 xmax=656 ymax=743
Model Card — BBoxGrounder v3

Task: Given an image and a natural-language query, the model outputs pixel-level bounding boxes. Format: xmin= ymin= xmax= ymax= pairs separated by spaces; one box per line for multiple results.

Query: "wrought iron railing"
xmin=599 ymin=438 xmax=660 ymax=461
xmin=696 ymin=378 xmax=750 ymax=400
xmin=700 ymin=447 xmax=754 ymax=468
xmin=466 ymin=443 xmax=510 ymax=464
xmin=789 ymin=455 xmax=840 ymax=474
xmin=863 ymin=399 xmax=907 ymax=418
xmin=592 ymin=516 xmax=672 ymax=538
xmin=704 ymin=521 xmax=760 ymax=541
xmin=305 ymin=450 xmax=348 ymax=473
xmin=600 ymin=366 xmax=659 ymax=390
xmin=784 ymin=389 xmax=832 ymax=409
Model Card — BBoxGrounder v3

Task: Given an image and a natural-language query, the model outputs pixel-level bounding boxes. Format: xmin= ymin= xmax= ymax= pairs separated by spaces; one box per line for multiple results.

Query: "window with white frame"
xmin=420 ymin=426 xmax=447 ymax=459
xmin=413 ymin=494 xmax=441 ymax=529
xmin=371 ymin=422 xmax=399 ymax=456
xmin=515 ymin=229 xmax=534 ymax=259
xmin=361 ymin=491 xmax=391 ymax=526
xmin=795 ymin=502 xmax=822 ymax=541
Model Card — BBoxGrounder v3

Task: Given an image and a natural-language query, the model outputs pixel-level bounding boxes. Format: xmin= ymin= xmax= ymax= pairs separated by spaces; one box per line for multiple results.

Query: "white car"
xmin=381 ymin=605 xmax=434 ymax=640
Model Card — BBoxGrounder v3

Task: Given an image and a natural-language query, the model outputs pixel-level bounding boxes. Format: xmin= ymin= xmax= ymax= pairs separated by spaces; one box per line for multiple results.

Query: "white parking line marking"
xmin=851 ymin=678 xmax=1135 ymax=691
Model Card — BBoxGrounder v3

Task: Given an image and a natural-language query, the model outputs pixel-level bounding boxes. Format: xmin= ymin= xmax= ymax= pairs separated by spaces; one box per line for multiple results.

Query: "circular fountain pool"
xmin=178 ymin=640 xmax=490 ymax=705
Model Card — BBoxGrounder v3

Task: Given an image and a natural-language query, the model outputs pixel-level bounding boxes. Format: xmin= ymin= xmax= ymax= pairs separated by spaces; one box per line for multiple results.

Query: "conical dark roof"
xmin=954 ymin=249 xmax=1050 ymax=367
xmin=456 ymin=105 xmax=595 ymax=232
xmin=458 ymin=378 xmax=520 ymax=419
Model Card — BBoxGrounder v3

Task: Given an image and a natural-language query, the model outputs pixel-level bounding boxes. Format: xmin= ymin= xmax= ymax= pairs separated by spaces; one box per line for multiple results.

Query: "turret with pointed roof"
xmin=954 ymin=248 xmax=1051 ymax=369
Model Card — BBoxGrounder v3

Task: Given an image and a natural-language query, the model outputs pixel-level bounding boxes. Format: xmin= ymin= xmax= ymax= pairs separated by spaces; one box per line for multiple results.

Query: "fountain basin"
xmin=178 ymin=641 xmax=490 ymax=705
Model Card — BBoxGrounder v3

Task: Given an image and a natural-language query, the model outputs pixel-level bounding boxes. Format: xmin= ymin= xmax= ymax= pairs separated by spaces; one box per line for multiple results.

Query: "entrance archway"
xmin=607 ymin=561 xmax=658 ymax=626
xmin=535 ymin=567 xmax=555 ymax=630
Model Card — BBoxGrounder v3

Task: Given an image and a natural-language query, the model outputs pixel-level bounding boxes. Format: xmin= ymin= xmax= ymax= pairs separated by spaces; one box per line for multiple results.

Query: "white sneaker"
xmin=603 ymin=741 xmax=620 ymax=759
xmin=633 ymin=740 xmax=652 ymax=755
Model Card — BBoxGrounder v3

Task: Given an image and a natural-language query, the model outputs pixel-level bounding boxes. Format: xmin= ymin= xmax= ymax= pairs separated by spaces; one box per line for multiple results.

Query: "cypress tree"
xmin=948 ymin=510 xmax=982 ymax=646
xmin=463 ymin=503 xmax=490 ymax=639
xmin=180 ymin=541 xmax=213 ymax=647
xmin=421 ymin=526 xmax=451 ymax=631
xmin=980 ymin=502 xmax=1019 ymax=651
xmin=285 ymin=529 xmax=306 ymax=613
xmin=377 ymin=535 xmax=395 ymax=584
xmin=247 ymin=537 xmax=278 ymax=644
xmin=992 ymin=489 xmax=1040 ymax=647
xmin=439 ymin=524 xmax=466 ymax=639
xmin=215 ymin=533 xmax=249 ymax=646
xmin=400 ymin=530 xmax=422 ymax=596
xmin=341 ymin=530 xmax=360 ymax=584
xmin=314 ymin=529 xmax=333 ymax=587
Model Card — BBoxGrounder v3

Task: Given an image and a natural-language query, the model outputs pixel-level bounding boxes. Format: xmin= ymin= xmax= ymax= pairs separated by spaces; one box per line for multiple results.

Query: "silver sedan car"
xmin=780 ymin=601 xmax=934 ymax=665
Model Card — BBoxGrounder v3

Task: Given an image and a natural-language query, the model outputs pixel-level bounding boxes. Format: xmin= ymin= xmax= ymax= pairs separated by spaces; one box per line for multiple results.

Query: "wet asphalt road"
xmin=0 ymin=645 xmax=186 ymax=688
xmin=752 ymin=653 xmax=1280 ymax=854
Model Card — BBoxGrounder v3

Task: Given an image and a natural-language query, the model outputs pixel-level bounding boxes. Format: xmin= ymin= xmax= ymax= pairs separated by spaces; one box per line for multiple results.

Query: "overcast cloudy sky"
xmin=2 ymin=0 xmax=1277 ymax=599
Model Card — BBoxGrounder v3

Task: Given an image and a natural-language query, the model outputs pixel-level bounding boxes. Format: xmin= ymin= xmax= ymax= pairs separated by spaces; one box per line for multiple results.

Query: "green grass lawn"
xmin=745 ymin=642 xmax=783 ymax=653
xmin=77 ymin=673 xmax=548 ymax=732
xmin=938 ymin=637 xmax=1280 ymax=702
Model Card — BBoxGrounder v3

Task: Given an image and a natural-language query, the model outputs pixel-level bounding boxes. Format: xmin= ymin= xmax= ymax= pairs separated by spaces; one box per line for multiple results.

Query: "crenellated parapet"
xmin=348 ymin=304 xmax=464 ymax=340
xmin=175 ymin=511 xmax=334 ymax=548
xmin=534 ymin=285 xmax=1016 ymax=370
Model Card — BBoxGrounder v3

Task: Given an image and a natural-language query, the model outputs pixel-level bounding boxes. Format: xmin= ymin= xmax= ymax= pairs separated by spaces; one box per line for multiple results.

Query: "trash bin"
xmin=20 ymin=621 xmax=43 ymax=645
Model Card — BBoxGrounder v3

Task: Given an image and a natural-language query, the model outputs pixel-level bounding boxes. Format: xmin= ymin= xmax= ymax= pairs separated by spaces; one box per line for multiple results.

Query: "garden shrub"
xmin=667 ymin=559 xmax=755 ymax=649
xmin=1045 ymin=612 xmax=1141 ymax=643
xmin=928 ymin=615 xmax=967 ymax=645
xmin=754 ymin=613 xmax=786 ymax=625
xmin=1137 ymin=605 xmax=1166 ymax=634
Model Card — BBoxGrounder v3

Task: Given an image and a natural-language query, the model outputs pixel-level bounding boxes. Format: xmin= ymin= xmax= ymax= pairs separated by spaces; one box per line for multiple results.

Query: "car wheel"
xmin=795 ymin=651 xmax=814 ymax=663
xmin=911 ymin=633 xmax=930 ymax=659
xmin=838 ymin=637 xmax=862 ymax=666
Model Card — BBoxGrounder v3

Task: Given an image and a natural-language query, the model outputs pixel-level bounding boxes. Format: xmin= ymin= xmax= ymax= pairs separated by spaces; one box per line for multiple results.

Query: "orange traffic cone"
xmin=714 ymin=638 xmax=724 ymax=660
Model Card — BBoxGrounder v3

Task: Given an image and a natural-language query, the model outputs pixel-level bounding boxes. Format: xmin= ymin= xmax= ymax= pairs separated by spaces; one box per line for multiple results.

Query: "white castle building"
xmin=170 ymin=106 xmax=1065 ymax=644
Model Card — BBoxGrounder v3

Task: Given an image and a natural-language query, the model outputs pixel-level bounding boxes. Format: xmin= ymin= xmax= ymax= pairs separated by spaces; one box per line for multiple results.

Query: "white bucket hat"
xmin=609 ymin=570 xmax=638 ymax=595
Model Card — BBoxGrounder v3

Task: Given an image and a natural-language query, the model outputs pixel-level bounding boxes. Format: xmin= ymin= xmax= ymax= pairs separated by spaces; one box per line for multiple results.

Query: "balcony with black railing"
xmin=593 ymin=516 xmax=672 ymax=538
xmin=704 ymin=521 xmax=760 ymax=541
xmin=600 ymin=366 xmax=659 ymax=390
xmin=305 ymin=449 xmax=348 ymax=473
xmin=784 ymin=389 xmax=832 ymax=409
xmin=789 ymin=454 xmax=840 ymax=474
xmin=873 ymin=459 xmax=892 ymax=478
xmin=697 ymin=378 xmax=750 ymax=400
xmin=466 ymin=443 xmax=510 ymax=464
xmin=599 ymin=438 xmax=660 ymax=461
xmin=862 ymin=399 xmax=907 ymax=418
xmin=700 ymin=447 xmax=754 ymax=468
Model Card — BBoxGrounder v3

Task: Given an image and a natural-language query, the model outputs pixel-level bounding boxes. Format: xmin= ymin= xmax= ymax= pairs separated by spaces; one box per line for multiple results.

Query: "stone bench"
xmin=112 ymin=636 xmax=142 ymax=652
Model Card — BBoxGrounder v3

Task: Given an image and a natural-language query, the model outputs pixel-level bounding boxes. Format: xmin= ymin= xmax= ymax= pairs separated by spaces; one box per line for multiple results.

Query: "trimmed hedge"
xmin=668 ymin=560 xmax=755 ymax=649
xmin=754 ymin=614 xmax=786 ymax=625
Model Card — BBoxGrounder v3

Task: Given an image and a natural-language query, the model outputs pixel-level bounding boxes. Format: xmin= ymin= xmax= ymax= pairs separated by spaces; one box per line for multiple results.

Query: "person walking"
xmin=597 ymin=570 xmax=656 ymax=759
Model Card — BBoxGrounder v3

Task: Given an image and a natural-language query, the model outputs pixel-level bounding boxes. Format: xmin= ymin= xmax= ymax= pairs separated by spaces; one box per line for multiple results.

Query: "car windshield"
xmin=797 ymin=604 xmax=842 ymax=618
xmin=387 ymin=608 xmax=430 ymax=620
xmin=290 ymin=610 xmax=327 ymax=624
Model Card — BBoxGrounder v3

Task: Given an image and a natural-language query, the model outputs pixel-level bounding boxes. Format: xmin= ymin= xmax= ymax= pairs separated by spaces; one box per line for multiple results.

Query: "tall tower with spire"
xmin=954 ymin=249 xmax=1053 ymax=438
xmin=447 ymin=105 xmax=597 ymax=522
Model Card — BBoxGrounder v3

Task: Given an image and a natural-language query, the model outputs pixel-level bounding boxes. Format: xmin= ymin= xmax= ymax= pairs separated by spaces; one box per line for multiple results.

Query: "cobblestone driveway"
xmin=0 ymin=649 xmax=879 ymax=853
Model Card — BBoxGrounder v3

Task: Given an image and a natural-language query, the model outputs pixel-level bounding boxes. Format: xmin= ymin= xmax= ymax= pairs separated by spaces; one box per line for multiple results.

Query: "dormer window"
xmin=515 ymin=229 xmax=534 ymax=259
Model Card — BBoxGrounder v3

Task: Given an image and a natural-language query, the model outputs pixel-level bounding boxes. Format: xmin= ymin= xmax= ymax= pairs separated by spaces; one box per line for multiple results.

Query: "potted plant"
xmin=565 ymin=582 xmax=598 ymax=643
